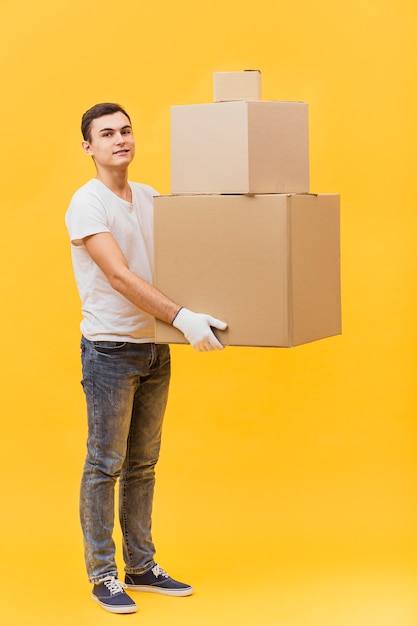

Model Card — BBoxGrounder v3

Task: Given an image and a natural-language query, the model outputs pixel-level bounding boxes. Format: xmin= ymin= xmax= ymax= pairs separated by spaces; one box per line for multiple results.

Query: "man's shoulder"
xmin=130 ymin=181 xmax=159 ymax=198
xmin=66 ymin=180 xmax=107 ymax=229
xmin=71 ymin=178 xmax=102 ymax=199
xmin=67 ymin=179 xmax=98 ymax=207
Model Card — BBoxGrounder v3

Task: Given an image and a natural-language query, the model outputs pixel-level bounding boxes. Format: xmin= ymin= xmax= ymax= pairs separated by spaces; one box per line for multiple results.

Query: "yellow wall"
xmin=1 ymin=1 xmax=416 ymax=624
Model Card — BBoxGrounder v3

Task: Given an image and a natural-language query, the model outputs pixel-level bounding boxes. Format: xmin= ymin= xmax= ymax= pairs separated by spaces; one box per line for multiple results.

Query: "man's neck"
xmin=96 ymin=167 xmax=132 ymax=202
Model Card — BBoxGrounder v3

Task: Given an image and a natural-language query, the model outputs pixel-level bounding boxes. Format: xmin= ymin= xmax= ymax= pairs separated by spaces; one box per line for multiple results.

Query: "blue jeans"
xmin=80 ymin=337 xmax=171 ymax=584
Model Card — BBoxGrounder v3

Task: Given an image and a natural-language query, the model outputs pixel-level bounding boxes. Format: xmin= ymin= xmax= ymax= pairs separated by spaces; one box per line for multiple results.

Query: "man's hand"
xmin=172 ymin=308 xmax=227 ymax=352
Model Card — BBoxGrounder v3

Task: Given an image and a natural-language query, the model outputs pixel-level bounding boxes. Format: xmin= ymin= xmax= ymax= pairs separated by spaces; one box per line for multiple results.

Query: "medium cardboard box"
xmin=170 ymin=100 xmax=309 ymax=194
xmin=213 ymin=70 xmax=262 ymax=102
xmin=153 ymin=193 xmax=341 ymax=348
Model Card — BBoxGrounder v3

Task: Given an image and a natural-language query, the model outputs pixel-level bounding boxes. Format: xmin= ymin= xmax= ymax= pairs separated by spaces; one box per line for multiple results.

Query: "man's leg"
xmin=120 ymin=343 xmax=193 ymax=596
xmin=79 ymin=337 xmax=143 ymax=583
xmin=119 ymin=343 xmax=171 ymax=572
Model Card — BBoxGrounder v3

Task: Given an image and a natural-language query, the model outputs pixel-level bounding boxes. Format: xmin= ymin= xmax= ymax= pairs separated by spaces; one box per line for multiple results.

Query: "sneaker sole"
xmin=125 ymin=584 xmax=194 ymax=597
xmin=92 ymin=593 xmax=138 ymax=614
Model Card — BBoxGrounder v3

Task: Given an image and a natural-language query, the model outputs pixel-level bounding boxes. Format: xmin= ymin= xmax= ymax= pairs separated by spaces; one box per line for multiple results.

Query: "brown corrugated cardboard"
xmin=170 ymin=100 xmax=309 ymax=194
xmin=153 ymin=193 xmax=341 ymax=348
xmin=213 ymin=70 xmax=262 ymax=102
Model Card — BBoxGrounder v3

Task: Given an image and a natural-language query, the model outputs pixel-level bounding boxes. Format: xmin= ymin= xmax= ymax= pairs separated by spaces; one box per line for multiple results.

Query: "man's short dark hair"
xmin=81 ymin=103 xmax=131 ymax=142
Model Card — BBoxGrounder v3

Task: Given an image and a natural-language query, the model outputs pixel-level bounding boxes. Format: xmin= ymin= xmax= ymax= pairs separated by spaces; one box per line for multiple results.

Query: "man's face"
xmin=82 ymin=111 xmax=135 ymax=169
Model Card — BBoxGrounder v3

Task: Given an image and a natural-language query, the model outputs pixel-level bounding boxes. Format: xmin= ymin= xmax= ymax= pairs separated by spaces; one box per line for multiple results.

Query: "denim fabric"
xmin=80 ymin=337 xmax=171 ymax=584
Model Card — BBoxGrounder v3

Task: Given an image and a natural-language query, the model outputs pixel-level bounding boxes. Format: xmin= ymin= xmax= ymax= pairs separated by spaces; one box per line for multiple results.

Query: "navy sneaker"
xmin=125 ymin=564 xmax=194 ymax=596
xmin=92 ymin=576 xmax=138 ymax=613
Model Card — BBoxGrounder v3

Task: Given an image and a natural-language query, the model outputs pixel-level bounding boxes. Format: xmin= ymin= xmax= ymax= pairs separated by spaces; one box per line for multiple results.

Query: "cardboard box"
xmin=153 ymin=193 xmax=341 ymax=348
xmin=213 ymin=70 xmax=262 ymax=102
xmin=170 ymin=100 xmax=309 ymax=194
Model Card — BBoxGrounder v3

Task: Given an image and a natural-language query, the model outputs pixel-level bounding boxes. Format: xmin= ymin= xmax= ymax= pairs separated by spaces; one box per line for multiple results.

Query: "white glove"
xmin=172 ymin=307 xmax=227 ymax=352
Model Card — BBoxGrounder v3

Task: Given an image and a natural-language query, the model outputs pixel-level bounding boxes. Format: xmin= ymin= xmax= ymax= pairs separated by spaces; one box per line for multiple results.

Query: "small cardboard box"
xmin=153 ymin=193 xmax=341 ymax=348
xmin=213 ymin=70 xmax=262 ymax=102
xmin=170 ymin=100 xmax=309 ymax=194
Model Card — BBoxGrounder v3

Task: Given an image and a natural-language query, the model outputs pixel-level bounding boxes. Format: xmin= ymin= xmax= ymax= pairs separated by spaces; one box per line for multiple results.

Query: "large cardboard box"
xmin=213 ymin=70 xmax=262 ymax=102
xmin=170 ymin=100 xmax=309 ymax=194
xmin=153 ymin=193 xmax=341 ymax=348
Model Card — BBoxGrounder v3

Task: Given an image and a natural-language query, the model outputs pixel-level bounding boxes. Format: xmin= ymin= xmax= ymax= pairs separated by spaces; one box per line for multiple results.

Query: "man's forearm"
xmin=82 ymin=232 xmax=180 ymax=324
xmin=109 ymin=265 xmax=180 ymax=324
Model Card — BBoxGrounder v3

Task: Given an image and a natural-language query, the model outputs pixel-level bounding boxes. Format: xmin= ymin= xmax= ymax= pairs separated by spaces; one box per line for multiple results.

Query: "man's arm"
xmin=83 ymin=232 xmax=227 ymax=351
xmin=84 ymin=231 xmax=180 ymax=324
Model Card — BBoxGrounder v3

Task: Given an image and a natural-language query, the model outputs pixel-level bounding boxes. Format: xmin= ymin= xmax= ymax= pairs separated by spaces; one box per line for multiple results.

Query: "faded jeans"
xmin=80 ymin=337 xmax=171 ymax=584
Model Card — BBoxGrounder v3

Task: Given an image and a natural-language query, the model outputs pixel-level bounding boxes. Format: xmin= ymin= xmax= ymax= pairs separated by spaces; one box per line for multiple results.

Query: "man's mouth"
xmin=114 ymin=149 xmax=130 ymax=155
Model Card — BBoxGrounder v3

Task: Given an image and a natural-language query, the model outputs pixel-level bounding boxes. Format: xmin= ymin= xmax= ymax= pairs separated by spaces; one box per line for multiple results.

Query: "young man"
xmin=65 ymin=102 xmax=227 ymax=614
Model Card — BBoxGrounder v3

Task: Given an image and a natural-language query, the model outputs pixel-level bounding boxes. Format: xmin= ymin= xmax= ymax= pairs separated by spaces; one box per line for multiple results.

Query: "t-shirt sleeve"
xmin=65 ymin=189 xmax=110 ymax=246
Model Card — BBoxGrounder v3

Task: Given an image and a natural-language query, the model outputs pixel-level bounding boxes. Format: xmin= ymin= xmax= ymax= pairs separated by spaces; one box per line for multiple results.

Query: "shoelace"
xmin=102 ymin=576 xmax=126 ymax=595
xmin=152 ymin=564 xmax=169 ymax=579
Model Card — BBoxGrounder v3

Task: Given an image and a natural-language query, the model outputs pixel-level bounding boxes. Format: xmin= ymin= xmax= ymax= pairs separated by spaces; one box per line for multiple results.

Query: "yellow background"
xmin=1 ymin=0 xmax=416 ymax=624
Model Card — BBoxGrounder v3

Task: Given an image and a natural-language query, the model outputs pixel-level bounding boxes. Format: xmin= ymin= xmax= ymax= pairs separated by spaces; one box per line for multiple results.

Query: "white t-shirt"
xmin=65 ymin=178 xmax=158 ymax=342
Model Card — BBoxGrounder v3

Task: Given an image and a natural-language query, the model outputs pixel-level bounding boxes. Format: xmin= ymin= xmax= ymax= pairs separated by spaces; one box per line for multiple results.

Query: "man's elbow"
xmin=107 ymin=267 xmax=130 ymax=293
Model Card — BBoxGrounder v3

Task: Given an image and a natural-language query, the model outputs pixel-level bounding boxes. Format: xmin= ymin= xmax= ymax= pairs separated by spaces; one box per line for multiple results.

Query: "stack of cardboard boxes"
xmin=153 ymin=71 xmax=341 ymax=347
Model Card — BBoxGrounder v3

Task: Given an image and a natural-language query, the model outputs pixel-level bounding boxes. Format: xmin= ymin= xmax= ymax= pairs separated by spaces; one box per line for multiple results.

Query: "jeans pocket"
xmin=92 ymin=341 xmax=127 ymax=354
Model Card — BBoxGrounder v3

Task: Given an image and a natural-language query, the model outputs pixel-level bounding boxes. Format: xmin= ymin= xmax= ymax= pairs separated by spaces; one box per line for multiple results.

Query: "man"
xmin=65 ymin=102 xmax=227 ymax=614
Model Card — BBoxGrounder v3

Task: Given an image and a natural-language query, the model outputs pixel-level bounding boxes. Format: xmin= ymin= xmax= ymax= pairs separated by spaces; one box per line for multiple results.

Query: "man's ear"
xmin=82 ymin=140 xmax=93 ymax=156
